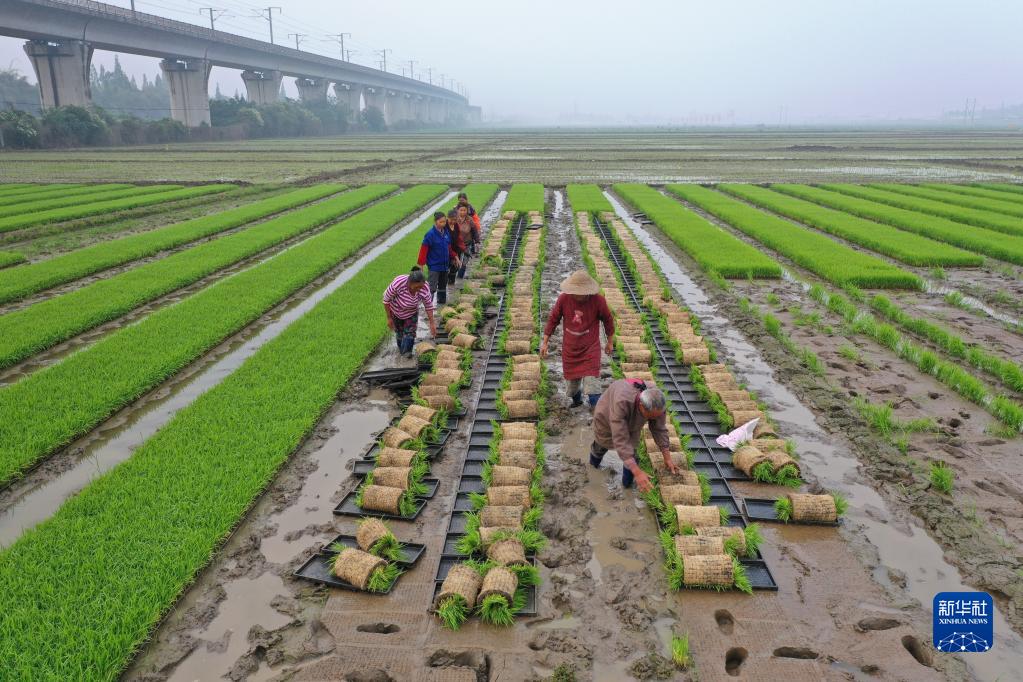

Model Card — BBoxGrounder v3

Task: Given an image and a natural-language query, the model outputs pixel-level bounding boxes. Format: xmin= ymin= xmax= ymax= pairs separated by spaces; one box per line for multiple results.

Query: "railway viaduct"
xmin=0 ymin=0 xmax=478 ymax=127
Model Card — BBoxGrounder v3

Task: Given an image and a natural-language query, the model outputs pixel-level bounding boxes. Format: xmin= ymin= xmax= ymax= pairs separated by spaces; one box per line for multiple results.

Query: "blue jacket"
xmin=418 ymin=226 xmax=453 ymax=271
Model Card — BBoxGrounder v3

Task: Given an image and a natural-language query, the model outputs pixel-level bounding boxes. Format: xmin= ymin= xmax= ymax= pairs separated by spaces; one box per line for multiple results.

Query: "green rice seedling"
xmin=0 ymin=184 xmax=350 ymax=305
xmin=455 ymin=512 xmax=482 ymax=555
xmin=407 ymin=459 xmax=431 ymax=498
xmin=671 ymin=634 xmax=691 ymax=669
xmin=478 ymin=591 xmax=519 ymax=627
xmin=367 ymin=561 xmax=403 ymax=593
xmin=800 ymin=348 xmax=825 ymax=376
xmin=503 ymin=183 xmax=545 ymax=214
xmin=0 ymin=184 xmax=168 ymax=220
xmin=613 ymin=184 xmax=782 ymax=279
xmin=773 ymin=184 xmax=1023 ymax=265
xmin=468 ymin=491 xmax=488 ymax=510
xmin=774 ymin=497 xmax=793 ymax=522
xmin=764 ymin=314 xmax=783 ymax=337
xmin=930 ymin=267 xmax=947 ymax=280
xmin=717 ymin=506 xmax=731 ymax=525
xmin=670 ymin=185 xmax=922 ymax=289
xmin=0 ymin=184 xmax=233 ymax=233
xmin=0 ymin=251 xmax=26 ymax=270
xmin=566 ymin=184 xmax=613 ymax=214
xmin=523 ymin=506 xmax=543 ymax=530
xmin=732 ymin=557 xmax=753 ymax=594
xmin=856 ymin=184 xmax=1023 ymax=236
xmin=659 ymin=529 xmax=686 ymax=591
xmin=720 ymin=184 xmax=982 ymax=267
xmin=766 ymin=292 xmax=781 ymax=306
xmin=436 ymin=594 xmax=471 ymax=630
xmin=742 ymin=524 xmax=764 ymax=556
xmin=698 ymin=473 xmax=712 ymax=504
xmin=832 ymin=492 xmax=849 ymax=516
xmin=930 ymin=461 xmax=955 ymax=493
xmin=838 ymin=344 xmax=861 ymax=362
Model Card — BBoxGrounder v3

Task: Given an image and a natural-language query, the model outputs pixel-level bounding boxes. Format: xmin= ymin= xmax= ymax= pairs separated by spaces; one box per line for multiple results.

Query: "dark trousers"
xmin=428 ymin=268 xmax=448 ymax=305
xmin=393 ymin=312 xmax=418 ymax=355
xmin=590 ymin=441 xmax=634 ymax=487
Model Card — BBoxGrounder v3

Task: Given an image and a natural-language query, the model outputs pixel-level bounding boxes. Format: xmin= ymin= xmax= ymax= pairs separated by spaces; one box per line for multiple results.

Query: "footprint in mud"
xmin=855 ymin=617 xmax=900 ymax=632
xmin=356 ymin=622 xmax=400 ymax=634
xmin=725 ymin=647 xmax=747 ymax=676
xmin=901 ymin=635 xmax=934 ymax=667
xmin=714 ymin=609 xmax=734 ymax=635
xmin=773 ymin=646 xmax=818 ymax=659
xmin=344 ymin=671 xmax=393 ymax=682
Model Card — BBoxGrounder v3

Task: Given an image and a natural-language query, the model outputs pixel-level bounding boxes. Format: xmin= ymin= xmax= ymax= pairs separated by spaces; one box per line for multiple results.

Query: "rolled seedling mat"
xmin=453 ymin=333 xmax=478 ymax=349
xmin=371 ymin=466 xmax=413 ymax=490
xmin=356 ymin=518 xmax=392 ymax=552
xmin=766 ymin=450 xmax=799 ymax=475
xmin=732 ymin=445 xmax=769 ymax=476
xmin=790 ymin=493 xmax=838 ymax=523
xmin=397 ymin=415 xmax=430 ymax=439
xmin=491 ymin=465 xmax=532 ymax=488
xmin=505 ymin=400 xmax=539 ymax=418
xmin=322 ymin=534 xmax=426 ymax=567
xmin=487 ymin=538 xmax=528 ymax=566
xmin=414 ymin=341 xmax=437 ymax=355
xmin=681 ymin=347 xmax=711 ymax=365
xmin=481 ymin=505 xmax=524 ymax=529
xmin=376 ymin=447 xmax=419 ymax=468
xmin=675 ymin=534 xmax=726 ymax=557
xmin=499 ymin=437 xmax=536 ymax=454
xmin=445 ymin=322 xmax=469 ymax=336
xmin=628 ymin=371 xmax=655 ymax=382
xmin=434 ymin=354 xmax=463 ymax=370
xmin=477 ymin=566 xmax=518 ymax=607
xmin=661 ymin=484 xmax=703 ymax=506
xmin=479 ymin=525 xmax=519 ymax=546
xmin=333 ymin=548 xmax=387 ymax=591
xmin=434 ymin=343 xmax=460 ymax=353
xmin=488 ymin=485 xmax=532 ymax=508
xmin=705 ymin=377 xmax=739 ymax=391
xmin=417 ymin=384 xmax=452 ymax=397
xmin=360 ymin=485 xmax=405 ymax=514
xmin=754 ymin=421 xmax=777 ymax=438
xmin=435 ymin=563 xmax=484 ymax=610
xmin=620 ymin=362 xmax=650 ymax=373
xmin=508 ymin=379 xmax=541 ymax=392
xmin=404 ymin=404 xmax=437 ymax=423
xmin=675 ymin=505 xmax=721 ymax=529
xmin=753 ymin=438 xmax=787 ymax=452
xmin=511 ymin=365 xmax=541 ymax=381
xmin=682 ymin=553 xmax=734 ymax=588
xmin=505 ymin=340 xmax=531 ymax=355
xmin=512 ymin=354 xmax=542 ymax=364
xmin=499 ymin=451 xmax=536 ymax=471
xmin=423 ymin=369 xmax=464 ymax=385
xmin=716 ymin=390 xmax=751 ymax=403
xmin=724 ymin=400 xmax=760 ymax=414
xmin=422 ymin=394 xmax=456 ymax=410
xmin=661 ymin=470 xmax=700 ymax=487
xmin=501 ymin=389 xmax=536 ymax=403
xmin=381 ymin=428 xmax=414 ymax=449
xmin=696 ymin=526 xmax=747 ymax=556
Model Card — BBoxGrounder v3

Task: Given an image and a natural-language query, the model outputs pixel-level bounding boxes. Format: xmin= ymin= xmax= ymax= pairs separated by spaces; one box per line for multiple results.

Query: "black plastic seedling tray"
xmin=295 ymin=546 xmax=424 ymax=592
xmin=359 ymin=367 xmax=423 ymax=384
xmin=333 ymin=478 xmax=438 ymax=520
xmin=743 ymin=498 xmax=840 ymax=526
xmin=320 ymin=534 xmax=427 ymax=567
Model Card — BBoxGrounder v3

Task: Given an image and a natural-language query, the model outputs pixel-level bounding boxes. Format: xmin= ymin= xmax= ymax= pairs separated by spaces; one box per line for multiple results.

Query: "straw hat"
xmin=560 ymin=270 xmax=600 ymax=295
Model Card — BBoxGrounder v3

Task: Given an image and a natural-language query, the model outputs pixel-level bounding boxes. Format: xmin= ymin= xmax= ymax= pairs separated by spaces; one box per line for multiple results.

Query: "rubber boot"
xmin=622 ymin=466 xmax=635 ymax=489
xmin=588 ymin=392 xmax=601 ymax=408
xmin=570 ymin=390 xmax=583 ymax=407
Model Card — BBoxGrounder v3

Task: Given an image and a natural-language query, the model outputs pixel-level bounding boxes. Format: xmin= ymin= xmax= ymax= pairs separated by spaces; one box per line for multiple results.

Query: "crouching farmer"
xmin=383 ymin=266 xmax=437 ymax=357
xmin=591 ymin=379 xmax=677 ymax=492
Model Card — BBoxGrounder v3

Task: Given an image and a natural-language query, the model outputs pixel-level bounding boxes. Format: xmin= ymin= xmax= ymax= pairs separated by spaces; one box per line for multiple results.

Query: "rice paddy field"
xmin=0 ymin=129 xmax=1021 ymax=682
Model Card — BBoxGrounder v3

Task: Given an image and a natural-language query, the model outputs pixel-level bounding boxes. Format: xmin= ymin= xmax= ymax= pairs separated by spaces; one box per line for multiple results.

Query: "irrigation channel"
xmin=0 ymin=192 xmax=456 ymax=548
xmin=606 ymin=191 xmax=1023 ymax=681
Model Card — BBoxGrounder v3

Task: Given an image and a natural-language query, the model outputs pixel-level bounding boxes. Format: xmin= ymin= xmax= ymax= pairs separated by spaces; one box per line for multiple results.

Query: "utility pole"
xmin=426 ymin=67 xmax=432 ymax=85
xmin=407 ymin=60 xmax=416 ymax=80
xmin=377 ymin=48 xmax=391 ymax=72
xmin=199 ymin=7 xmax=226 ymax=35
xmin=288 ymin=33 xmax=306 ymax=50
xmin=345 ymin=48 xmax=357 ymax=62
xmin=255 ymin=7 xmax=281 ymax=45
xmin=324 ymin=33 xmax=351 ymax=61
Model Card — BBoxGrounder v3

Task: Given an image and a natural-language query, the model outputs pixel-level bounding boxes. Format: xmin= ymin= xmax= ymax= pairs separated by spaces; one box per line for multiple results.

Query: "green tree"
xmin=0 ymin=68 xmax=40 ymax=114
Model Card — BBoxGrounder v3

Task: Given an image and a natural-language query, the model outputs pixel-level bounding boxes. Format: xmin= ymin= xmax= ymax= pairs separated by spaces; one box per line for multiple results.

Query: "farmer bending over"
xmin=418 ymin=211 xmax=459 ymax=305
xmin=540 ymin=270 xmax=614 ymax=407
xmin=591 ymin=379 xmax=677 ymax=492
xmin=383 ymin=266 xmax=437 ymax=357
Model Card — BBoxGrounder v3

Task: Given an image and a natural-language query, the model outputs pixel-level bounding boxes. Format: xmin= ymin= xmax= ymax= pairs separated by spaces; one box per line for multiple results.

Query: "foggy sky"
xmin=2 ymin=0 xmax=1021 ymax=124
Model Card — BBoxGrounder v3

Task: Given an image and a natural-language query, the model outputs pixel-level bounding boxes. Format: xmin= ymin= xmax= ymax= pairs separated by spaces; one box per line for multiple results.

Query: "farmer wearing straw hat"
xmin=540 ymin=270 xmax=615 ymax=408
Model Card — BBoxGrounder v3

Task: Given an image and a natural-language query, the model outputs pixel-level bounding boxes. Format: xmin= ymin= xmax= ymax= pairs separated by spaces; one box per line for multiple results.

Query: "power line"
xmin=287 ymin=32 xmax=306 ymax=50
xmin=252 ymin=6 xmax=281 ymax=45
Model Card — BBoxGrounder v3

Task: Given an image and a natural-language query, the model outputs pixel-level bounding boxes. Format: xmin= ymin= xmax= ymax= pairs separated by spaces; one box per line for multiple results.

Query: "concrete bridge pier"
xmin=23 ymin=39 xmax=93 ymax=109
xmin=411 ymin=95 xmax=427 ymax=122
xmin=241 ymin=69 xmax=282 ymax=105
xmin=160 ymin=58 xmax=211 ymax=126
xmin=428 ymin=97 xmax=447 ymax=125
xmin=362 ymin=86 xmax=388 ymax=124
xmin=384 ymin=90 xmax=404 ymax=124
xmin=295 ymin=77 xmax=328 ymax=103
xmin=334 ymin=83 xmax=361 ymax=115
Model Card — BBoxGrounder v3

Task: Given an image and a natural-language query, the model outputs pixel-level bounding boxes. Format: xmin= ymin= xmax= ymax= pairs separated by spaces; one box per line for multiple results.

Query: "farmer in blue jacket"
xmin=417 ymin=211 xmax=460 ymax=305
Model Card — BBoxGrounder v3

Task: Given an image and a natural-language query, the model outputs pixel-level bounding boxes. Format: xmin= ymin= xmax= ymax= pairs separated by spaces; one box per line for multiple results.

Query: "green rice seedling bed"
xmin=826 ymin=184 xmax=1023 ymax=237
xmin=0 ymin=184 xmax=44 ymax=197
xmin=0 ymin=185 xmax=395 ymax=371
xmin=773 ymin=184 xmax=1023 ymax=265
xmin=972 ymin=183 xmax=1023 ymax=197
xmin=503 ymin=183 xmax=545 ymax=213
xmin=0 ymin=184 xmax=233 ymax=233
xmin=613 ymin=183 xmax=782 ymax=279
xmin=0 ymin=183 xmax=125 ymax=208
xmin=667 ymin=185 xmax=920 ymax=289
xmin=566 ymin=184 xmax=613 ymax=213
xmin=0 ymin=184 xmax=494 ymax=681
xmin=719 ymin=184 xmax=982 ymax=267
xmin=915 ymin=183 xmax=1023 ymax=214
xmin=0 ymin=184 xmax=348 ymax=305
xmin=0 ymin=184 xmax=176 ymax=220
xmin=0 ymin=185 xmax=442 ymax=487
xmin=0 ymin=252 xmax=26 ymax=269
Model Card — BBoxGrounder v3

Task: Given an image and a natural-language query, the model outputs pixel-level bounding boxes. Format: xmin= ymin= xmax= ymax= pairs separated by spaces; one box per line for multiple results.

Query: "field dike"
xmin=0 ymin=192 xmax=454 ymax=549
xmin=606 ymin=192 xmax=1023 ymax=680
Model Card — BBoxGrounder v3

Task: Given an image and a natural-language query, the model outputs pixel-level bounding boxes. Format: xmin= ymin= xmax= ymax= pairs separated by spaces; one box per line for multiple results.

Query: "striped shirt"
xmin=383 ymin=274 xmax=434 ymax=319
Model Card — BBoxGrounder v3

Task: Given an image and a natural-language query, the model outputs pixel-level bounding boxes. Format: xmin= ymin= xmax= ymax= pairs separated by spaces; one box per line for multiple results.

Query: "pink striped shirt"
xmin=383 ymin=274 xmax=434 ymax=319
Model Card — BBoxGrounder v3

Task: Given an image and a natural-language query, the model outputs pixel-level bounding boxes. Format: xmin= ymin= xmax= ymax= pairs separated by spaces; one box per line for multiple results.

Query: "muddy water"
xmin=924 ymin=280 xmax=1023 ymax=329
xmin=605 ymin=190 xmax=1023 ymax=680
xmin=0 ymin=194 xmax=455 ymax=548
